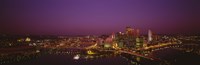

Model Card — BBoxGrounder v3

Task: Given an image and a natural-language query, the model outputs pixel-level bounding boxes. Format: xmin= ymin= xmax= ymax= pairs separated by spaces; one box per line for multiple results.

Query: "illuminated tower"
xmin=148 ymin=30 xmax=153 ymax=42
xmin=125 ymin=26 xmax=136 ymax=48
xmin=111 ymin=32 xmax=115 ymax=39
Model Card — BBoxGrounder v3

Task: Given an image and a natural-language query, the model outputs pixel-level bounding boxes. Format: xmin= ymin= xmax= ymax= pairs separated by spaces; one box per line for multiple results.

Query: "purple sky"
xmin=1 ymin=0 xmax=200 ymax=35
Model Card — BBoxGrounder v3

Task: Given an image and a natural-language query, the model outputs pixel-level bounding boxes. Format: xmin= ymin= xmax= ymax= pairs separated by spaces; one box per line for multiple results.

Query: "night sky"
xmin=0 ymin=0 xmax=200 ymax=35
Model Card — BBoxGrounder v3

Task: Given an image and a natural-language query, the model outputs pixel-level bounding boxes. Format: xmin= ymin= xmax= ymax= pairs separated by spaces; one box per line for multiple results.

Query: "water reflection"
xmin=73 ymin=54 xmax=80 ymax=60
xmin=2 ymin=48 xmax=200 ymax=65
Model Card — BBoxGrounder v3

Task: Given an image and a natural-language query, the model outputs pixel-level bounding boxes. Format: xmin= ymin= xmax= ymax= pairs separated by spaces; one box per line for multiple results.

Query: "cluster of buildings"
xmin=98 ymin=27 xmax=157 ymax=49
xmin=0 ymin=27 xmax=181 ymax=50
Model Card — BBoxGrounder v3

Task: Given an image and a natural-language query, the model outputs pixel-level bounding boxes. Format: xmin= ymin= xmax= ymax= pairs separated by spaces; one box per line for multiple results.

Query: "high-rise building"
xmin=111 ymin=32 xmax=115 ymax=39
xmin=115 ymin=32 xmax=124 ymax=48
xmin=148 ymin=30 xmax=153 ymax=42
xmin=117 ymin=41 xmax=124 ymax=48
xmin=135 ymin=37 xmax=140 ymax=48
xmin=125 ymin=26 xmax=136 ymax=48
xmin=126 ymin=26 xmax=134 ymax=36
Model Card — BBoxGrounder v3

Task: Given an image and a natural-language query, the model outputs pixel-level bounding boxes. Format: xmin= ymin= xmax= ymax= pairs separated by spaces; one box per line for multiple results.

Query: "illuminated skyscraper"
xmin=148 ymin=30 xmax=153 ymax=42
xmin=126 ymin=26 xmax=134 ymax=36
xmin=111 ymin=32 xmax=115 ymax=39
xmin=125 ymin=26 xmax=136 ymax=48
xmin=135 ymin=37 xmax=142 ymax=48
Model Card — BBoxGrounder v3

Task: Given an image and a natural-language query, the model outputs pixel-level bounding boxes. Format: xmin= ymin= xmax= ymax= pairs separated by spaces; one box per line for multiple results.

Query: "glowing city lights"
xmin=73 ymin=54 xmax=80 ymax=60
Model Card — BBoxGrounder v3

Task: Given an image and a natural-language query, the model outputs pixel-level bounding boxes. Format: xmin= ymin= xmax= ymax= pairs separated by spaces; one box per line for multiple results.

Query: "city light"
xmin=1 ymin=0 xmax=199 ymax=65
xmin=73 ymin=55 xmax=80 ymax=60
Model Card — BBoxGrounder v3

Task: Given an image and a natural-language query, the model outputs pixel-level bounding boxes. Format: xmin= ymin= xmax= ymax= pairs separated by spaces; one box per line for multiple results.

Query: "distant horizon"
xmin=1 ymin=0 xmax=200 ymax=35
xmin=1 ymin=32 xmax=200 ymax=36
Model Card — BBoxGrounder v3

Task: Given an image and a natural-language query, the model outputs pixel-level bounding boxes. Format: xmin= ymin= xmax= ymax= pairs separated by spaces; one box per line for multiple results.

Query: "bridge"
xmin=63 ymin=41 xmax=180 ymax=61
xmin=83 ymin=44 xmax=150 ymax=59
xmin=118 ymin=50 xmax=161 ymax=61
xmin=85 ymin=43 xmax=98 ymax=49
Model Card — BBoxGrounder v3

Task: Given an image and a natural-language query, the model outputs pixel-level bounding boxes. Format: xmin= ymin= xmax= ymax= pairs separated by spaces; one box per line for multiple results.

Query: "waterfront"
xmin=1 ymin=52 xmax=130 ymax=65
xmin=1 ymin=46 xmax=200 ymax=65
xmin=0 ymin=34 xmax=200 ymax=65
xmin=1 ymin=0 xmax=200 ymax=65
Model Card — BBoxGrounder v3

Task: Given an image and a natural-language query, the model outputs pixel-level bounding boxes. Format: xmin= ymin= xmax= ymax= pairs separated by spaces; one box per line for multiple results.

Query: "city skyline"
xmin=1 ymin=0 xmax=200 ymax=65
xmin=1 ymin=0 xmax=200 ymax=35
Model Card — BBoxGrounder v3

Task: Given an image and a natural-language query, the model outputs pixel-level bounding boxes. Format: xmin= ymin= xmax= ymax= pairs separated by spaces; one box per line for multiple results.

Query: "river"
xmin=2 ymin=47 xmax=200 ymax=65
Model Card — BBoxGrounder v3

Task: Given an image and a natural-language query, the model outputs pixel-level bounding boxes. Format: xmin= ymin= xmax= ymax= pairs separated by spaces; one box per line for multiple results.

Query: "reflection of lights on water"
xmin=36 ymin=50 xmax=40 ymax=53
xmin=136 ymin=57 xmax=140 ymax=62
xmin=89 ymin=56 xmax=94 ymax=58
xmin=85 ymin=56 xmax=89 ymax=59
xmin=73 ymin=55 xmax=80 ymax=60
xmin=84 ymin=55 xmax=94 ymax=59
xmin=87 ymin=50 xmax=95 ymax=55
